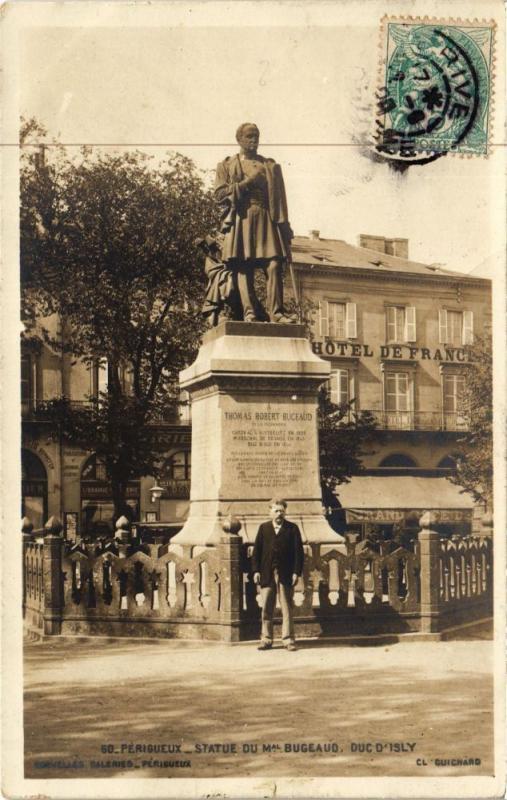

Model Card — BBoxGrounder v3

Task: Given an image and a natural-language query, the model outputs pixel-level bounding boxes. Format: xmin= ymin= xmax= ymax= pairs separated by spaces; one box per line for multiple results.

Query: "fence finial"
xmin=222 ymin=516 xmax=242 ymax=536
xmin=44 ymin=516 xmax=63 ymax=536
xmin=115 ymin=515 xmax=131 ymax=543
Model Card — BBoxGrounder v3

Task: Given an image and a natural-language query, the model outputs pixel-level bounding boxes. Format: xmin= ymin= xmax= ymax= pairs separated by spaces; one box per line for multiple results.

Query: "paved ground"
xmin=24 ymin=634 xmax=494 ymax=780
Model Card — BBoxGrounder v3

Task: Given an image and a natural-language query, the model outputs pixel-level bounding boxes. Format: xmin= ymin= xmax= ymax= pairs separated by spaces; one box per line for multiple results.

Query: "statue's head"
xmin=236 ymin=122 xmax=260 ymax=154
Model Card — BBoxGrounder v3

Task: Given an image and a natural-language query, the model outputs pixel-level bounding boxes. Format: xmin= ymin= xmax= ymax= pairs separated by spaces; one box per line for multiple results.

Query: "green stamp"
xmin=376 ymin=18 xmax=495 ymax=160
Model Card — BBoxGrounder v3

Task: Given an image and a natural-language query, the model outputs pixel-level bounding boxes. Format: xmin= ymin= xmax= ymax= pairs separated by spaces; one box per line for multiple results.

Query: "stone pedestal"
xmin=171 ymin=321 xmax=344 ymax=547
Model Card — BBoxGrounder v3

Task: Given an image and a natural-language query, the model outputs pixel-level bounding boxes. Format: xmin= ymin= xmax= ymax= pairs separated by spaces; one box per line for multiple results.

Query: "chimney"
xmin=359 ymin=234 xmax=409 ymax=260
xmin=385 ymin=238 xmax=409 ymax=259
xmin=309 ymin=229 xmax=320 ymax=240
xmin=359 ymin=234 xmax=386 ymax=254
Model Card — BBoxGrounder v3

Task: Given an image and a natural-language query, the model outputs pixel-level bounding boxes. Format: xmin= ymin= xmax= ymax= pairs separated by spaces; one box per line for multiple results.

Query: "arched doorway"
xmin=80 ymin=454 xmax=140 ymax=538
xmin=437 ymin=454 xmax=461 ymax=472
xmin=21 ymin=450 xmax=48 ymax=529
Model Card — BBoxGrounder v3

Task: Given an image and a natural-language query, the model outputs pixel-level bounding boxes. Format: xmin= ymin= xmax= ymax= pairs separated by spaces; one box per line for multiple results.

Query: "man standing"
xmin=214 ymin=123 xmax=295 ymax=323
xmin=252 ymin=499 xmax=304 ymax=651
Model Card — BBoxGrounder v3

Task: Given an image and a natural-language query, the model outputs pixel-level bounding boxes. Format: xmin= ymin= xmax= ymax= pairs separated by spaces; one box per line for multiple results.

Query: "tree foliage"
xmin=449 ymin=336 xmax=493 ymax=506
xmin=21 ymin=119 xmax=219 ymax=517
xmin=318 ymin=387 xmax=376 ymax=495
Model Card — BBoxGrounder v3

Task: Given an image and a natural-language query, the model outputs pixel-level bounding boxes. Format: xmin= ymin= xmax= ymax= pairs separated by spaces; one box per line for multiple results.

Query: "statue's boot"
xmin=271 ymin=311 xmax=298 ymax=324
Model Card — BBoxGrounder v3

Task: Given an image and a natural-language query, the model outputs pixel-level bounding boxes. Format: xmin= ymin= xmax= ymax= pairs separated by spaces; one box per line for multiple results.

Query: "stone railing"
xmin=22 ymin=512 xmax=493 ymax=641
xmin=23 ymin=515 xmax=241 ymax=641
xmin=22 ymin=517 xmax=45 ymax=630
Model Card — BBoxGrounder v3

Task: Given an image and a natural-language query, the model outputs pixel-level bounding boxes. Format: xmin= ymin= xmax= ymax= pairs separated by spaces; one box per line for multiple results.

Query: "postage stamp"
xmin=376 ymin=17 xmax=496 ymax=160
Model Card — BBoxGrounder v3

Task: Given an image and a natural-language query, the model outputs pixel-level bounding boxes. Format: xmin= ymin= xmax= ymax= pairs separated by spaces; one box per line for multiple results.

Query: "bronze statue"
xmin=198 ymin=236 xmax=241 ymax=326
xmin=213 ymin=123 xmax=296 ymax=323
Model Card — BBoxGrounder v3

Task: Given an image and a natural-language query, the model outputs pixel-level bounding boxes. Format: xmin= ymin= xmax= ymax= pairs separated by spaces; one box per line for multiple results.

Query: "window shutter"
xmin=318 ymin=300 xmax=329 ymax=337
xmin=339 ymin=369 xmax=349 ymax=404
xmin=98 ymin=358 xmax=108 ymax=394
xmin=329 ymin=371 xmax=339 ymax=404
xmin=42 ymin=367 xmax=62 ymax=400
xmin=462 ymin=310 xmax=474 ymax=344
xmin=121 ymin=362 xmax=135 ymax=394
xmin=346 ymin=302 xmax=357 ymax=339
xmin=438 ymin=309 xmax=448 ymax=344
xmin=404 ymin=306 xmax=416 ymax=342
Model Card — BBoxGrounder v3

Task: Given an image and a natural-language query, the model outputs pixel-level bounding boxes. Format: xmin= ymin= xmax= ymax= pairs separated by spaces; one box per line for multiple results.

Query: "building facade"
xmin=21 ymin=233 xmax=491 ymax=539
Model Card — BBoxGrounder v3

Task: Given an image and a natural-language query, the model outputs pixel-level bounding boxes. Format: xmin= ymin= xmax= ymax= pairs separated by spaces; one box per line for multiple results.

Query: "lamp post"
xmin=149 ymin=482 xmax=164 ymax=521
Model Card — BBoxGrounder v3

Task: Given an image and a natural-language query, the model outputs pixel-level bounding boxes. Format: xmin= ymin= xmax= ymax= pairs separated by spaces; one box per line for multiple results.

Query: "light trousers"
xmin=260 ymin=573 xmax=295 ymax=645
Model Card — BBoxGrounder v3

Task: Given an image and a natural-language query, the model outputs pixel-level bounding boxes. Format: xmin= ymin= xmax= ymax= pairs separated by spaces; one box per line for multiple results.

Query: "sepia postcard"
xmin=1 ymin=1 xmax=506 ymax=798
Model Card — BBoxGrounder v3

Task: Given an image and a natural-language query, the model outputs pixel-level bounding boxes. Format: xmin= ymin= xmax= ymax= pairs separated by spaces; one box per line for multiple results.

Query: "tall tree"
xmin=449 ymin=336 xmax=493 ymax=506
xmin=21 ymin=119 xmax=219 ymax=518
xmin=318 ymin=388 xmax=376 ymax=496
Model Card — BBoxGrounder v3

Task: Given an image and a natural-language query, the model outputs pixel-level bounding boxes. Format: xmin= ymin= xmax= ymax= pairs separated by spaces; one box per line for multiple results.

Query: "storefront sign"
xmin=312 ymin=341 xmax=472 ymax=362
xmin=160 ymin=479 xmax=190 ymax=499
xmin=346 ymin=508 xmax=472 ymax=523
xmin=81 ymin=482 xmax=140 ymax=500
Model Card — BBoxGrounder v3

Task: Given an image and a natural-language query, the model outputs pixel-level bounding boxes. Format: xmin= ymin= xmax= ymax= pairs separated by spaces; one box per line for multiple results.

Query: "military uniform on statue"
xmin=252 ymin=499 xmax=304 ymax=651
xmin=214 ymin=122 xmax=296 ymax=323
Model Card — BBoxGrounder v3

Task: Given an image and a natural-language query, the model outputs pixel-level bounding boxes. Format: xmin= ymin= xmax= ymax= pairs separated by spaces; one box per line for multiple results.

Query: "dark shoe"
xmin=285 ymin=643 xmax=297 ymax=651
xmin=257 ymin=642 xmax=272 ymax=651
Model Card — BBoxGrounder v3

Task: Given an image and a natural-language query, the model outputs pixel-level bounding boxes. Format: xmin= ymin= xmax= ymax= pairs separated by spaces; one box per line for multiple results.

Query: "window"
xmin=328 ymin=368 xmax=350 ymax=406
xmin=89 ymin=359 xmax=108 ymax=397
xmin=439 ymin=309 xmax=474 ymax=345
xmin=328 ymin=303 xmax=346 ymax=339
xmin=82 ymin=454 xmax=107 ymax=481
xmin=385 ymin=372 xmax=409 ymax=412
xmin=384 ymin=370 xmax=413 ymax=429
xmin=89 ymin=359 xmax=133 ymax=398
xmin=21 ymin=449 xmax=48 ymax=529
xmin=442 ymin=373 xmax=467 ymax=430
xmin=166 ymin=451 xmax=191 ymax=481
xmin=21 ymin=354 xmax=32 ymax=405
xmin=386 ymin=306 xmax=416 ymax=343
xmin=318 ymin=301 xmax=357 ymax=338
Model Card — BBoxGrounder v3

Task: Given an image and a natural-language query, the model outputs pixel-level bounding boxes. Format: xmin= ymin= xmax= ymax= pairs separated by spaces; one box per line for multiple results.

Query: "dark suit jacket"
xmin=251 ymin=520 xmax=304 ymax=588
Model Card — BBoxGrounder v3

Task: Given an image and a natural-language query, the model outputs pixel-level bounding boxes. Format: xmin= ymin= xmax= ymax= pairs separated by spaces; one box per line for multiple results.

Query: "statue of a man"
xmin=214 ymin=123 xmax=296 ymax=323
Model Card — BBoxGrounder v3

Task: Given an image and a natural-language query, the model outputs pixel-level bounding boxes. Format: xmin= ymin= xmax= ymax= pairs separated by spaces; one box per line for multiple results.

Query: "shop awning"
xmin=335 ymin=476 xmax=475 ymax=524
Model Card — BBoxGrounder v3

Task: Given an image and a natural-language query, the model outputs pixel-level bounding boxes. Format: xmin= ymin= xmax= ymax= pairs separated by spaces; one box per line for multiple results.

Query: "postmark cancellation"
xmin=376 ymin=17 xmax=496 ymax=160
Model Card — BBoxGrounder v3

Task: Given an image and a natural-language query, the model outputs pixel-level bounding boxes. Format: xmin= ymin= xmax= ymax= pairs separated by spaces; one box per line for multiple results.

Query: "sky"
xmin=16 ymin=3 xmax=505 ymax=277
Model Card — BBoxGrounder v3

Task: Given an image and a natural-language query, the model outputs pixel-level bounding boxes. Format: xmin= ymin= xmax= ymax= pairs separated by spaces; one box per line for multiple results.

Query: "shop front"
xmin=80 ymin=454 xmax=140 ymax=537
xmin=334 ymin=476 xmax=476 ymax=543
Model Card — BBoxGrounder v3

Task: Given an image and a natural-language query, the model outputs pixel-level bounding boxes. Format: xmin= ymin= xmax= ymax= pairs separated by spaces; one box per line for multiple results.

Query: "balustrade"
xmin=22 ymin=514 xmax=493 ymax=640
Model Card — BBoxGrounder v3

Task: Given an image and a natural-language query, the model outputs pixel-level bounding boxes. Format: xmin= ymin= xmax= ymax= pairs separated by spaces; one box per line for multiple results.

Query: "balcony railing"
xmin=22 ymin=399 xmax=191 ymax=425
xmin=366 ymin=411 xmax=469 ymax=432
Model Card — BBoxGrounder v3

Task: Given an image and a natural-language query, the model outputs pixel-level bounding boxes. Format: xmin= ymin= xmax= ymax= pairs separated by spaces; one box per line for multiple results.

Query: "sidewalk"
xmin=24 ymin=635 xmax=494 ymax=779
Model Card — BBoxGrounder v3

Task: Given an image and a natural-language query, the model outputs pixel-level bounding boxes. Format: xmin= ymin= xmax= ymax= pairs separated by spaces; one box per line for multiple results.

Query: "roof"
xmin=335 ymin=476 xmax=476 ymax=510
xmin=291 ymin=236 xmax=489 ymax=282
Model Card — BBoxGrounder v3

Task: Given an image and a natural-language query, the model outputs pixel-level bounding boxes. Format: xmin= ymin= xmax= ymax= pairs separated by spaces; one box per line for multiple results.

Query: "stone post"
xmin=43 ymin=516 xmax=63 ymax=635
xmin=115 ymin=515 xmax=131 ymax=556
xmin=218 ymin=517 xmax=243 ymax=642
xmin=418 ymin=511 xmax=441 ymax=634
